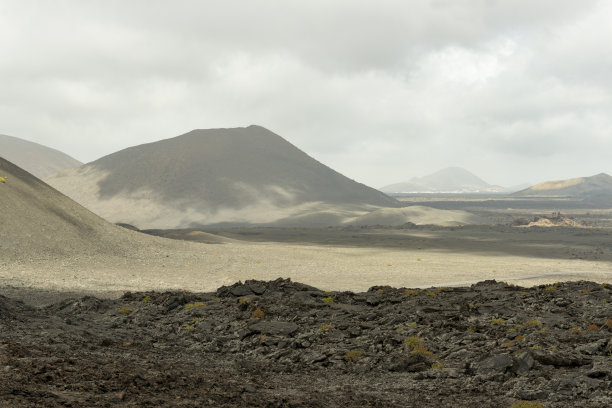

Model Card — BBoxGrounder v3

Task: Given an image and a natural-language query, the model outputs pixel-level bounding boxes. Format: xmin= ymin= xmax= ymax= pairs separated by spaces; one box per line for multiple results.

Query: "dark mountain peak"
xmin=47 ymin=127 xmax=397 ymax=228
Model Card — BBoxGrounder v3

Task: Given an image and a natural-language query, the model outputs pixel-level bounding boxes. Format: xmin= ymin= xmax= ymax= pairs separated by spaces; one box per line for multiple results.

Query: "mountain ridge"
xmin=380 ymin=167 xmax=506 ymax=193
xmin=514 ymin=173 xmax=612 ymax=198
xmin=0 ymin=134 xmax=82 ymax=179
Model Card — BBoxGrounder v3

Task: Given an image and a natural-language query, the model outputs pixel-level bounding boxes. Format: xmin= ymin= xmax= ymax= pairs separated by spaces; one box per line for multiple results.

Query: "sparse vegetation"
xmin=185 ymin=302 xmax=206 ymax=310
xmin=404 ymin=336 xmax=439 ymax=361
xmin=183 ymin=324 xmax=195 ymax=332
xmin=586 ymin=323 xmax=599 ymax=332
xmin=431 ymin=361 xmax=444 ymax=370
xmin=322 ymin=296 xmax=334 ymax=305
xmin=491 ymin=318 xmax=505 ymax=325
xmin=525 ymin=319 xmax=542 ymax=327
xmin=404 ymin=336 xmax=424 ymax=348
xmin=404 ymin=289 xmax=420 ymax=296
xmin=119 ymin=307 xmax=132 ymax=315
xmin=344 ymin=349 xmax=363 ymax=362
xmin=319 ymin=323 xmax=333 ymax=331
xmin=411 ymin=344 xmax=437 ymax=359
xmin=251 ymin=307 xmax=265 ymax=319
xmin=238 ymin=297 xmax=249 ymax=304
xmin=141 ymin=296 xmax=151 ymax=303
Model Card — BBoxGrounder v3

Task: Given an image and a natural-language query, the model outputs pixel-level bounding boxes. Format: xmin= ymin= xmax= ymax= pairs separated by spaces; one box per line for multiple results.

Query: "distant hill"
xmin=380 ymin=167 xmax=507 ymax=194
xmin=46 ymin=126 xmax=399 ymax=228
xmin=513 ymin=173 xmax=612 ymax=199
xmin=0 ymin=134 xmax=82 ymax=178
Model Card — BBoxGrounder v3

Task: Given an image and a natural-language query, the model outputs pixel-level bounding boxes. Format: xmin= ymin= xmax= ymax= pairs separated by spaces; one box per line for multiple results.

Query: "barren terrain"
xmin=1 ymin=279 xmax=611 ymax=407
xmin=2 ymin=167 xmax=612 ymax=407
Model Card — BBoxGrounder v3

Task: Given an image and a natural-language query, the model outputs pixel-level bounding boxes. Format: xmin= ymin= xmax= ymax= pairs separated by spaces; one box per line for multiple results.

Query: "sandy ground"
xmin=2 ymin=226 xmax=611 ymax=298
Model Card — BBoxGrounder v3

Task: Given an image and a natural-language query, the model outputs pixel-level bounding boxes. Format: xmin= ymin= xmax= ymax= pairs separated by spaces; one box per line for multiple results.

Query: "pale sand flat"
xmin=2 ymin=240 xmax=611 ymax=294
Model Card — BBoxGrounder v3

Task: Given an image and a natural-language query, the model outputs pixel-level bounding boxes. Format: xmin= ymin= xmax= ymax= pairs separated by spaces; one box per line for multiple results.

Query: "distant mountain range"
xmin=379 ymin=167 xmax=508 ymax=194
xmin=46 ymin=125 xmax=399 ymax=228
xmin=513 ymin=173 xmax=612 ymax=199
xmin=0 ymin=134 xmax=82 ymax=179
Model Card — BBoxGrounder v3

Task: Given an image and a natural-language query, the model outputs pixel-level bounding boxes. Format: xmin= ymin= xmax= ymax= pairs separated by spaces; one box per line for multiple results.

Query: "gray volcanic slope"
xmin=514 ymin=173 xmax=612 ymax=199
xmin=0 ymin=157 xmax=149 ymax=262
xmin=380 ymin=167 xmax=505 ymax=193
xmin=0 ymin=134 xmax=82 ymax=179
xmin=46 ymin=126 xmax=398 ymax=228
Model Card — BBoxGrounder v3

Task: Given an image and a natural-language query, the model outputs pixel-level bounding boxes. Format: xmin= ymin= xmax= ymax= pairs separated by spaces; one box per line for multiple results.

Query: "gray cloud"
xmin=0 ymin=0 xmax=611 ymax=188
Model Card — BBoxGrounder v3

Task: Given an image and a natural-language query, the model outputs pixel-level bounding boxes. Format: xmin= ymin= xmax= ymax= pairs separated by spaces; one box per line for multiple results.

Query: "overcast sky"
xmin=1 ymin=0 xmax=611 ymax=188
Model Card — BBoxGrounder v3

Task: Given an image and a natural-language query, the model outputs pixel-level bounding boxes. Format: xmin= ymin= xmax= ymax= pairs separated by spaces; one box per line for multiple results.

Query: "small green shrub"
xmin=141 ymin=296 xmax=151 ymax=303
xmin=344 ymin=349 xmax=363 ymax=362
xmin=411 ymin=345 xmax=437 ymax=359
xmin=424 ymin=290 xmax=437 ymax=297
xmin=404 ymin=289 xmax=420 ymax=296
xmin=322 ymin=297 xmax=334 ymax=305
xmin=491 ymin=318 xmax=505 ymax=325
xmin=376 ymin=289 xmax=384 ymax=295
xmin=525 ymin=319 xmax=542 ymax=327
xmin=431 ymin=361 xmax=444 ymax=370
xmin=184 ymin=324 xmax=195 ymax=331
xmin=119 ymin=307 xmax=132 ymax=315
xmin=319 ymin=323 xmax=333 ymax=331
xmin=238 ymin=297 xmax=249 ymax=304
xmin=408 ymin=322 xmax=418 ymax=329
xmin=404 ymin=336 xmax=424 ymax=348
xmin=185 ymin=302 xmax=206 ymax=310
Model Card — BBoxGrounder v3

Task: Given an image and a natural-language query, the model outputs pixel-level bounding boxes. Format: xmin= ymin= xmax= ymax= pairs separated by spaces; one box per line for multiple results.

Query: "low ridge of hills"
xmin=46 ymin=125 xmax=399 ymax=229
xmin=514 ymin=173 xmax=612 ymax=200
xmin=0 ymin=134 xmax=82 ymax=179
xmin=380 ymin=167 xmax=507 ymax=194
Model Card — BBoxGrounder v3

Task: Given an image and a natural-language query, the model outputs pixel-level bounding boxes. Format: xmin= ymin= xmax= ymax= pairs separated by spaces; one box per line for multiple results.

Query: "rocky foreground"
xmin=1 ymin=279 xmax=611 ymax=407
